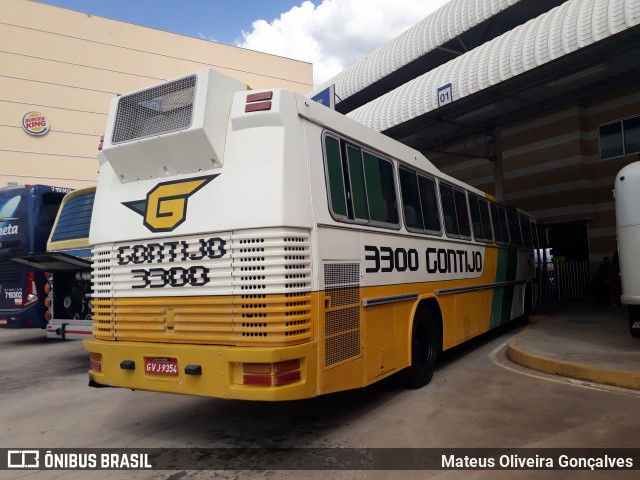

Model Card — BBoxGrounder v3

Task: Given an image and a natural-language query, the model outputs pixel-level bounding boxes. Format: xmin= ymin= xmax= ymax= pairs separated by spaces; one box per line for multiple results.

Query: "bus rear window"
xmin=50 ymin=191 xmax=95 ymax=243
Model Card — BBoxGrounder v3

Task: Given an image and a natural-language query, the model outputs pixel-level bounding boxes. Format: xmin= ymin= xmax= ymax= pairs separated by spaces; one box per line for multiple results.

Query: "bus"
xmin=10 ymin=187 xmax=95 ymax=339
xmin=84 ymin=69 xmax=537 ymax=400
xmin=615 ymin=161 xmax=640 ymax=338
xmin=0 ymin=184 xmax=72 ymax=328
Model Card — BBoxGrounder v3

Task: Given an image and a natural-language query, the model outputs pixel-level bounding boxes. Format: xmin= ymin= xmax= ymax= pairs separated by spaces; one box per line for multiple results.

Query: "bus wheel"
xmin=629 ymin=306 xmax=640 ymax=339
xmin=399 ymin=315 xmax=439 ymax=389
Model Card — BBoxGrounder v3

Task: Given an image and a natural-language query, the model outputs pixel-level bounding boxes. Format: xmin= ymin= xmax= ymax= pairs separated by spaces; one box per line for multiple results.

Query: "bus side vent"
xmin=111 ymin=75 xmax=196 ymax=144
xmin=91 ymin=246 xmax=116 ymax=339
xmin=324 ymin=263 xmax=361 ymax=368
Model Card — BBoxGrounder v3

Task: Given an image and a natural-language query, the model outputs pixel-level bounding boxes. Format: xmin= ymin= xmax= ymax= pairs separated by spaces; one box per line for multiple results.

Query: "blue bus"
xmin=0 ymin=184 xmax=72 ymax=328
xmin=10 ymin=187 xmax=95 ymax=339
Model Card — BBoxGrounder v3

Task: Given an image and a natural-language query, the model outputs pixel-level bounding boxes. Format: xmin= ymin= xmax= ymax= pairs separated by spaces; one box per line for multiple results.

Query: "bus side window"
xmin=507 ymin=209 xmax=523 ymax=246
xmin=453 ymin=189 xmax=471 ymax=238
xmin=479 ymin=198 xmax=493 ymax=242
xmin=400 ymin=168 xmax=441 ymax=234
xmin=346 ymin=145 xmax=369 ymax=221
xmin=498 ymin=206 xmax=510 ymax=244
xmin=418 ymin=175 xmax=440 ymax=233
xmin=469 ymin=195 xmax=482 ymax=239
xmin=362 ymin=151 xmax=398 ymax=225
xmin=439 ymin=184 xmax=459 ymax=236
xmin=490 ymin=202 xmax=509 ymax=244
xmin=399 ymin=167 xmax=425 ymax=230
xmin=531 ymin=220 xmax=539 ymax=250
xmin=470 ymin=195 xmax=493 ymax=242
xmin=520 ymin=214 xmax=533 ymax=248
xmin=324 ymin=133 xmax=399 ymax=227
xmin=324 ymin=135 xmax=349 ymax=218
xmin=490 ymin=203 xmax=500 ymax=243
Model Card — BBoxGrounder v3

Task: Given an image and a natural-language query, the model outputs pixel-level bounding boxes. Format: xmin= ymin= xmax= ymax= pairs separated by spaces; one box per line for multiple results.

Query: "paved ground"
xmin=1 ymin=307 xmax=639 ymax=480
xmin=508 ymin=301 xmax=640 ymax=389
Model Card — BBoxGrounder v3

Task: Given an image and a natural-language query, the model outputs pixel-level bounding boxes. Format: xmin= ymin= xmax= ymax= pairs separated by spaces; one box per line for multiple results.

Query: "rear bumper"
xmin=0 ymin=304 xmax=46 ymax=328
xmin=47 ymin=320 xmax=94 ymax=340
xmin=83 ymin=339 xmax=318 ymax=401
xmin=621 ymin=294 xmax=640 ymax=306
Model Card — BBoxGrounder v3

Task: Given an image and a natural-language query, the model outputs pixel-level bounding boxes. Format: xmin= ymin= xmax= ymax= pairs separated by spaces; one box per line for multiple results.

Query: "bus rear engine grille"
xmin=90 ymin=228 xmax=312 ymax=345
xmin=91 ymin=293 xmax=312 ymax=346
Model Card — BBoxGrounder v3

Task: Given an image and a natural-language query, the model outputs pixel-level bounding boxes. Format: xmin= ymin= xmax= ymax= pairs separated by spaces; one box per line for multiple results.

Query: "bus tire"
xmin=629 ymin=306 xmax=640 ymax=339
xmin=399 ymin=315 xmax=439 ymax=389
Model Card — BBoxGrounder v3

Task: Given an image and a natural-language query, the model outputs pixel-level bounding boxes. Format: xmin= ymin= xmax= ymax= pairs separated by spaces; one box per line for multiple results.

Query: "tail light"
xmin=242 ymin=359 xmax=301 ymax=386
xmin=89 ymin=353 xmax=102 ymax=372
xmin=23 ymin=272 xmax=38 ymax=307
xmin=245 ymin=91 xmax=273 ymax=112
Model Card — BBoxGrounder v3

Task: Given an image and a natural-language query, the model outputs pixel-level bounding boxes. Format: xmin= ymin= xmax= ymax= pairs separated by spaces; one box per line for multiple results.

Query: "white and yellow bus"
xmin=84 ymin=69 xmax=537 ymax=400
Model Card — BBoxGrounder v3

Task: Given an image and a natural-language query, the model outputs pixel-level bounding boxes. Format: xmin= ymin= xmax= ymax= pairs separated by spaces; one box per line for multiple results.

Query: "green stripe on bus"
xmin=490 ymin=247 xmax=517 ymax=328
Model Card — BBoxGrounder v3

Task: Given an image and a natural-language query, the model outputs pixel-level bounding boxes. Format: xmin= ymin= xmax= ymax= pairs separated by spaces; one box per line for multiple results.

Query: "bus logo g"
xmin=123 ymin=175 xmax=217 ymax=232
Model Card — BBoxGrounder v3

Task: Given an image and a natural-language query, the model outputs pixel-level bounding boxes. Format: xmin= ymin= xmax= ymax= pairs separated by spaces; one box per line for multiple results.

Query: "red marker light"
xmin=245 ymin=91 xmax=273 ymax=113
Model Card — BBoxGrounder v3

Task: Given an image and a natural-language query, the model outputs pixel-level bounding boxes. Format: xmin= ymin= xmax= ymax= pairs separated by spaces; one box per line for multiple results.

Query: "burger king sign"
xmin=22 ymin=111 xmax=49 ymax=136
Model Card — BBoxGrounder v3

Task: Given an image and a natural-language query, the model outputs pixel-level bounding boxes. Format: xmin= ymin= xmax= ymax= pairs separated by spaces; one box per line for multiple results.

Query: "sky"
xmin=37 ymin=0 xmax=452 ymax=86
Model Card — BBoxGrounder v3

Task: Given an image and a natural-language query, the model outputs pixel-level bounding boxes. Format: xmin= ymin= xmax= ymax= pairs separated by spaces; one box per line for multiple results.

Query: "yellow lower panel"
xmin=84 ymin=338 xmax=318 ymax=401
xmin=92 ymin=293 xmax=313 ymax=346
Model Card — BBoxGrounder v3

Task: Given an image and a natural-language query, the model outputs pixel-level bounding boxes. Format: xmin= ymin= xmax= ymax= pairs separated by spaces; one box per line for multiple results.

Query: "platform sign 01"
xmin=437 ymin=83 xmax=453 ymax=108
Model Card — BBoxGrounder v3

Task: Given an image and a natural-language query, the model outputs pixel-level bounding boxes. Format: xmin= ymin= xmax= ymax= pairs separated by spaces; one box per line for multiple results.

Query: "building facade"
xmin=1 ymin=0 xmax=313 ymax=189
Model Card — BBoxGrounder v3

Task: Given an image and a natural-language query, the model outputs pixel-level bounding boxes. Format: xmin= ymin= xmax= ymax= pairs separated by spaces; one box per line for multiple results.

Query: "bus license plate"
xmin=144 ymin=357 xmax=178 ymax=376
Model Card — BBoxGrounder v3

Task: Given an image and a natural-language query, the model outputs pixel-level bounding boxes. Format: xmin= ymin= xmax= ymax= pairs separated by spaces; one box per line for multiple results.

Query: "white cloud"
xmin=236 ymin=0 xmax=452 ymax=87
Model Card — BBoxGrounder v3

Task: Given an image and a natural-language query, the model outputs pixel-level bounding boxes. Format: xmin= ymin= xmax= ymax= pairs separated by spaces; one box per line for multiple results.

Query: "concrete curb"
xmin=507 ymin=330 xmax=640 ymax=390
